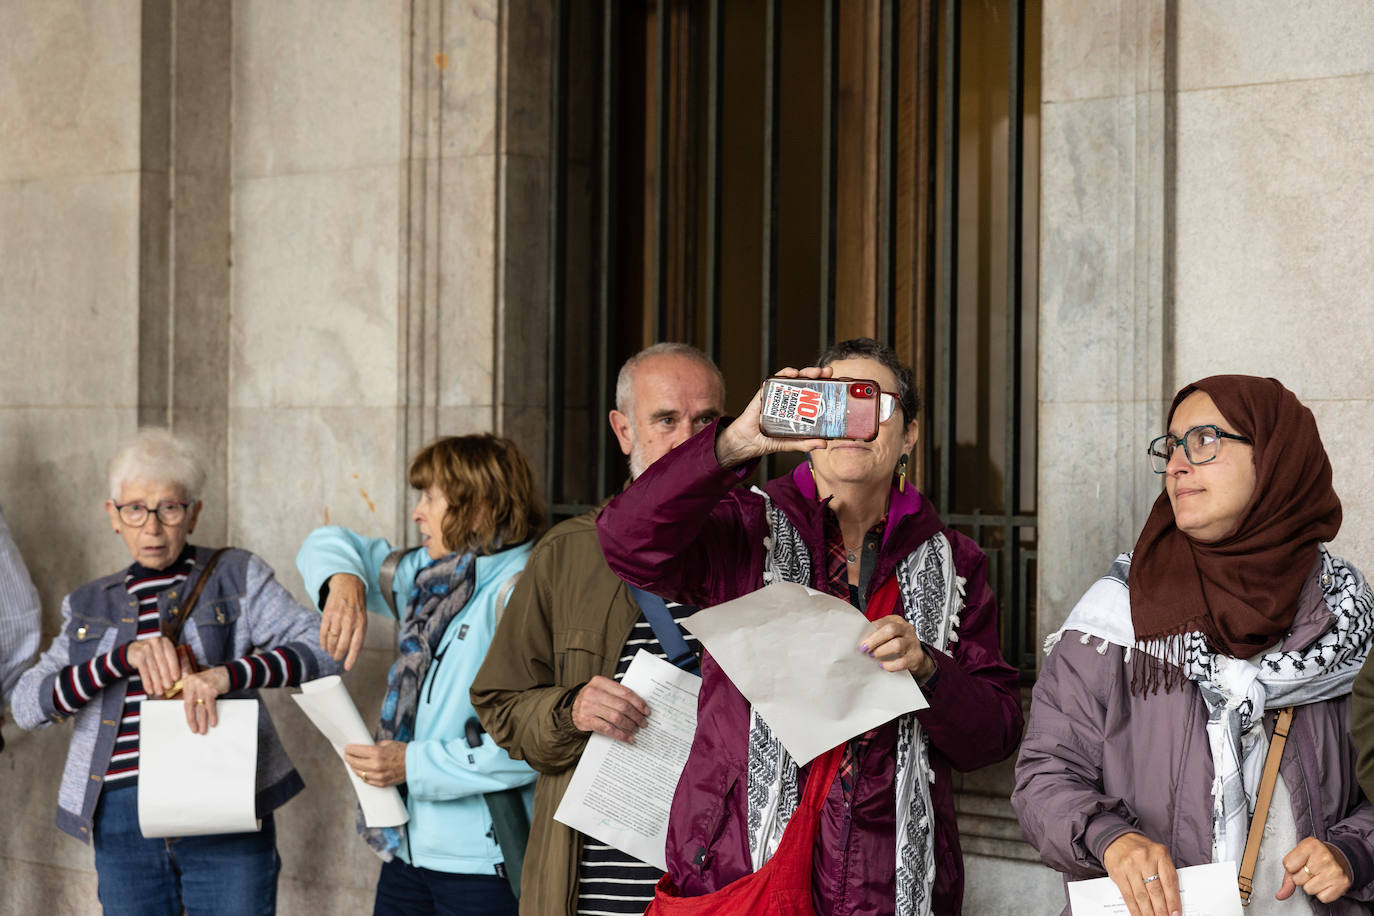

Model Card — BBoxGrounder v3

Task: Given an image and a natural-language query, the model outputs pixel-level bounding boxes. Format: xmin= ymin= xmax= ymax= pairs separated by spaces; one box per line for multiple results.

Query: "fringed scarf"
xmin=360 ymin=549 xmax=477 ymax=860
xmin=1049 ymin=548 xmax=1374 ymax=865
xmin=745 ymin=491 xmax=963 ymax=916
xmin=1130 ymin=376 xmax=1341 ymax=692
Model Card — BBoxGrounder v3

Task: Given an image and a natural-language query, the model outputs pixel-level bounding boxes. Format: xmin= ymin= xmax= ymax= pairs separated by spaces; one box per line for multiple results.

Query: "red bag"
xmin=644 ymin=742 xmax=844 ymax=915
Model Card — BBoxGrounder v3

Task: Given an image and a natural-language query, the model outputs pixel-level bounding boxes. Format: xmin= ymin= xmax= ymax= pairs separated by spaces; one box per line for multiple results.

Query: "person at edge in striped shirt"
xmin=10 ymin=428 xmax=339 ymax=916
xmin=471 ymin=342 xmax=726 ymax=916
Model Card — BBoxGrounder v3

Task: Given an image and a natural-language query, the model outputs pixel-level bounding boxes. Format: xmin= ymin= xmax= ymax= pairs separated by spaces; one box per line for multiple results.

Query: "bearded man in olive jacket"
xmin=470 ymin=343 xmax=725 ymax=915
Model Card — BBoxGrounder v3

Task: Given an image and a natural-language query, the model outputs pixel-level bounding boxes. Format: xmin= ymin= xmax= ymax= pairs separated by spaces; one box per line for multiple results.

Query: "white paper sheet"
xmin=290 ymin=675 xmax=409 ymax=828
xmin=553 ymin=650 xmax=701 ymax=871
xmin=681 ymin=582 xmax=928 ymax=765
xmin=1066 ymin=862 xmax=1242 ymax=916
xmin=138 ymin=699 xmax=261 ymax=837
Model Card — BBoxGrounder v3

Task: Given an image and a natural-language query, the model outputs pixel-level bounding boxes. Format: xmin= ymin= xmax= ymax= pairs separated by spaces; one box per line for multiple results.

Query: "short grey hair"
xmin=614 ymin=342 xmax=725 ymax=419
xmin=108 ymin=428 xmax=208 ymax=502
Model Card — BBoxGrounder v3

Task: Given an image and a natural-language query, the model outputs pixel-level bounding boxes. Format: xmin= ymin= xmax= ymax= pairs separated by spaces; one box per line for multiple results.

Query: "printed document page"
xmin=554 ymin=650 xmax=701 ymax=871
xmin=138 ymin=699 xmax=260 ymax=837
xmin=682 ymin=582 xmax=928 ymax=765
xmin=1066 ymin=862 xmax=1242 ymax=916
xmin=291 ymin=675 xmax=410 ymax=827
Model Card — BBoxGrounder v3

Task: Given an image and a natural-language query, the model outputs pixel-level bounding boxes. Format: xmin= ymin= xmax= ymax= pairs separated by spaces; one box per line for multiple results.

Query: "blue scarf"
xmin=361 ymin=549 xmax=477 ymax=859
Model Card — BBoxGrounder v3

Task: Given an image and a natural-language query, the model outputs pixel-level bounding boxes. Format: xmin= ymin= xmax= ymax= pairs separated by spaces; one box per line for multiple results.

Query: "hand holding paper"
xmin=682 ymin=582 xmax=928 ymax=764
xmin=554 ymin=651 xmax=700 ymax=870
xmin=138 ymin=699 xmax=260 ymax=838
xmin=1066 ymin=862 xmax=1241 ymax=916
xmin=291 ymin=676 xmax=409 ymax=827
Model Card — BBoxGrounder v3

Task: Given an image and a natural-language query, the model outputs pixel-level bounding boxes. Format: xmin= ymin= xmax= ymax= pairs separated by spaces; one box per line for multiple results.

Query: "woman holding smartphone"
xmin=595 ymin=338 xmax=1024 ymax=916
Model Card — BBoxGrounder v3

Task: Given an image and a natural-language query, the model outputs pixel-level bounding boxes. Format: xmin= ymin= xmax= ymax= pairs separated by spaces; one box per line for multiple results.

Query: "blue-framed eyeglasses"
xmin=1146 ymin=425 xmax=1252 ymax=474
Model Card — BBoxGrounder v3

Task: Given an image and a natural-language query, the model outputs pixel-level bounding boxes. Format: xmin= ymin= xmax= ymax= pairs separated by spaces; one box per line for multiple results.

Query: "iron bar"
xmin=818 ymin=0 xmax=838 ymax=346
xmin=877 ymin=0 xmax=897 ymax=343
xmin=596 ymin=2 xmax=621 ymax=502
xmin=759 ymin=0 xmax=780 ymax=481
xmin=1002 ymin=0 xmax=1026 ymax=666
xmin=652 ymin=0 xmax=670 ymax=340
xmin=546 ymin=0 xmax=570 ymax=505
xmin=705 ymin=0 xmax=723 ymax=362
xmin=936 ymin=0 xmax=960 ymax=516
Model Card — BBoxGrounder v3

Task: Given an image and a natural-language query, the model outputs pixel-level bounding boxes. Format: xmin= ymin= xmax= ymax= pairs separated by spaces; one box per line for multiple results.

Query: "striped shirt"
xmin=576 ymin=599 xmax=701 ymax=916
xmin=50 ymin=549 xmax=305 ymax=785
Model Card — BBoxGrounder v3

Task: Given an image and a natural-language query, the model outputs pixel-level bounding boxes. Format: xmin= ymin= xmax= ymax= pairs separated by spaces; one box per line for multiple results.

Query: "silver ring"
xmin=1142 ymin=874 xmax=1160 ymax=884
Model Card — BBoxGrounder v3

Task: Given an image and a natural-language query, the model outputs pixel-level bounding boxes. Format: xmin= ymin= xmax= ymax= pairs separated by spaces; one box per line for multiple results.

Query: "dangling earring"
xmin=896 ymin=454 xmax=909 ymax=493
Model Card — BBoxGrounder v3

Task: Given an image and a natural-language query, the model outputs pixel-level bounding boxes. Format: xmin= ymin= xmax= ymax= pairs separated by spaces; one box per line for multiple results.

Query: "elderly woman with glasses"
xmin=595 ymin=338 xmax=1024 ymax=915
xmin=1013 ymin=376 xmax=1374 ymax=916
xmin=11 ymin=428 xmax=339 ymax=916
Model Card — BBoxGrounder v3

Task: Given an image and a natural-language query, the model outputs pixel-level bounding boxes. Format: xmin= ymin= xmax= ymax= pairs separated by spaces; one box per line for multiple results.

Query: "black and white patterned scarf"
xmin=1049 ymin=546 xmax=1374 ymax=866
xmin=360 ymin=549 xmax=477 ymax=860
xmin=744 ymin=491 xmax=963 ymax=916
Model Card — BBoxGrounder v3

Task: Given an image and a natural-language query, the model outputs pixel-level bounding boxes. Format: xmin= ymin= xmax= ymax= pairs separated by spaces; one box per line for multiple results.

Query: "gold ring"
xmin=1304 ymin=865 xmax=1314 ymax=877
xmin=361 ymin=771 xmax=368 ymax=781
xmin=196 ymin=698 xmax=205 ymax=706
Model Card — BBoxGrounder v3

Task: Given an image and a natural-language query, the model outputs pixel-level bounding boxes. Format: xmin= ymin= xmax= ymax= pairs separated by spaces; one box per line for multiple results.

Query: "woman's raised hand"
xmin=713 ymin=367 xmax=831 ymax=469
xmin=1102 ymin=832 xmax=1181 ymax=916
xmin=321 ymin=572 xmax=368 ymax=670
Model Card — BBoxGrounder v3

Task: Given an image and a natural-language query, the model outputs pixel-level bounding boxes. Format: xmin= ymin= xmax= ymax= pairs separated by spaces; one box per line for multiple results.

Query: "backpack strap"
xmin=377 ymin=547 xmax=408 ymax=621
xmin=627 ymin=584 xmax=699 ymax=675
xmin=494 ymin=571 xmax=522 ymax=629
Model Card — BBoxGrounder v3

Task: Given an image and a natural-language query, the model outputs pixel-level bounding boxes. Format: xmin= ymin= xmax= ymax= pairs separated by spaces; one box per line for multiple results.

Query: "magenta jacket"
xmin=597 ymin=423 xmax=1025 ymax=915
xmin=1013 ymin=566 xmax=1374 ymax=914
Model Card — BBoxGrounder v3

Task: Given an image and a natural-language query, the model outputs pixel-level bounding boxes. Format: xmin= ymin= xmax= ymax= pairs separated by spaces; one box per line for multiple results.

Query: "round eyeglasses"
xmin=878 ymin=392 xmax=899 ymax=424
xmin=114 ymin=501 xmax=192 ymax=527
xmin=1146 ymin=425 xmax=1252 ymax=474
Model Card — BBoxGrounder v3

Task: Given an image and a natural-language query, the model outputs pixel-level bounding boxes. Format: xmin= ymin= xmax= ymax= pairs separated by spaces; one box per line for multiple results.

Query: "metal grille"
xmin=542 ymin=0 xmax=1037 ymax=676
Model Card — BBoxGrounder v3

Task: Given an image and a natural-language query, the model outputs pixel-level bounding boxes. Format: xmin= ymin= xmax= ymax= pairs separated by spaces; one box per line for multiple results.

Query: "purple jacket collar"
xmin=761 ymin=459 xmax=946 ymax=599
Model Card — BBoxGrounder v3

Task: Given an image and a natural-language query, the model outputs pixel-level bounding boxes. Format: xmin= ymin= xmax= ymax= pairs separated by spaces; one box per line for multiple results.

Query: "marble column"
xmin=1036 ymin=0 xmax=1173 ymax=642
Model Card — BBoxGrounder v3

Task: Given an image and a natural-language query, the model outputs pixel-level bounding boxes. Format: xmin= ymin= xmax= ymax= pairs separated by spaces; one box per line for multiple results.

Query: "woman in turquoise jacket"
xmin=297 ymin=434 xmax=542 ymax=916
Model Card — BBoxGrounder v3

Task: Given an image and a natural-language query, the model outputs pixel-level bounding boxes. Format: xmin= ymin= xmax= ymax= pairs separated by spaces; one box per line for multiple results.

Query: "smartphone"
xmin=759 ymin=377 xmax=881 ymax=441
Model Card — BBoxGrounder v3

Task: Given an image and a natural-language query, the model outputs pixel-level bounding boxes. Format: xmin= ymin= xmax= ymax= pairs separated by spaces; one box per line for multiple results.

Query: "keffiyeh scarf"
xmin=360 ymin=549 xmax=477 ymax=860
xmin=1048 ymin=547 xmax=1374 ymax=866
xmin=746 ymin=491 xmax=964 ymax=916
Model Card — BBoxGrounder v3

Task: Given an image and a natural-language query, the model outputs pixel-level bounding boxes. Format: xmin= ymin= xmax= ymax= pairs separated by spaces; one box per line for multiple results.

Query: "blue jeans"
xmin=373 ymin=857 xmax=517 ymax=916
xmin=92 ymin=783 xmax=280 ymax=916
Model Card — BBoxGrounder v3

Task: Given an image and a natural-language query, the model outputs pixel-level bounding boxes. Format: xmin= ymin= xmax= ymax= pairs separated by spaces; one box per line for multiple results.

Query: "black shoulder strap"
xmin=378 ymin=548 xmax=408 ymax=620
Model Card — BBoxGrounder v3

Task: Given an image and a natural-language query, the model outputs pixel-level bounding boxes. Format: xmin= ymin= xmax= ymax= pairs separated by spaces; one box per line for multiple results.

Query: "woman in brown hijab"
xmin=1013 ymin=376 xmax=1374 ymax=916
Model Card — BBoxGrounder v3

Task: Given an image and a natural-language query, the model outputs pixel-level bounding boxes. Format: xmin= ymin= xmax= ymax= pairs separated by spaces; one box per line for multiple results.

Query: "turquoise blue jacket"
xmin=297 ymin=526 xmax=536 ymax=874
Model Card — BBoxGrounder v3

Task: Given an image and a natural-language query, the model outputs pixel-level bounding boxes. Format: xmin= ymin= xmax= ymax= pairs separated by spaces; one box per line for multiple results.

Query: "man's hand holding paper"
xmin=682 ymin=581 xmax=928 ymax=765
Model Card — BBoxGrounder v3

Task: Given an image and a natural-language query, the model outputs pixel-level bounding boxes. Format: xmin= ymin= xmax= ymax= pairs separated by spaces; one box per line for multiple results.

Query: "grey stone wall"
xmin=1020 ymin=1 xmax=1374 ymax=913
xmin=0 ymin=1 xmax=552 ymax=912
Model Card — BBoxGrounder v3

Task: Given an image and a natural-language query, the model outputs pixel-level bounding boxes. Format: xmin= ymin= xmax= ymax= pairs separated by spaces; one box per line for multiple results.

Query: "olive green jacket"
xmin=470 ymin=509 xmax=642 ymax=916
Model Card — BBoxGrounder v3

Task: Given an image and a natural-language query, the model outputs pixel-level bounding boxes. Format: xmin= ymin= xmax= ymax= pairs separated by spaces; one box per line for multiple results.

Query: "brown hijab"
xmin=1129 ymin=376 xmax=1341 ymax=681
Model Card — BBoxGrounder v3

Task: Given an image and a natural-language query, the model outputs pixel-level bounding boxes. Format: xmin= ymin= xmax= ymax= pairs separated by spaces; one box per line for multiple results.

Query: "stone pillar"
xmin=1036 ymin=0 xmax=1173 ymax=643
xmin=139 ymin=0 xmax=233 ymax=543
xmin=0 ymin=1 xmax=144 ymax=906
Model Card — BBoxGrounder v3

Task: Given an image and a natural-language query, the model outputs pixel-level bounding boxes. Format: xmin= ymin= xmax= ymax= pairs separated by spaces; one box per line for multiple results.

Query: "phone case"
xmin=759 ymin=377 xmax=880 ymax=441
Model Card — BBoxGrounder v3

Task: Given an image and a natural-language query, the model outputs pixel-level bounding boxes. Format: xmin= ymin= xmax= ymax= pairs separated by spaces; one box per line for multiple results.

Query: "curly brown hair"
xmin=407 ymin=434 xmax=545 ymax=555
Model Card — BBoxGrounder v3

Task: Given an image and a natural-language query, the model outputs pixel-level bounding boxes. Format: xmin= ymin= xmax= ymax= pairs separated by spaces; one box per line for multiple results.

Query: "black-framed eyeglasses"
xmin=1146 ymin=425 xmax=1252 ymax=474
xmin=114 ymin=501 xmax=192 ymax=527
